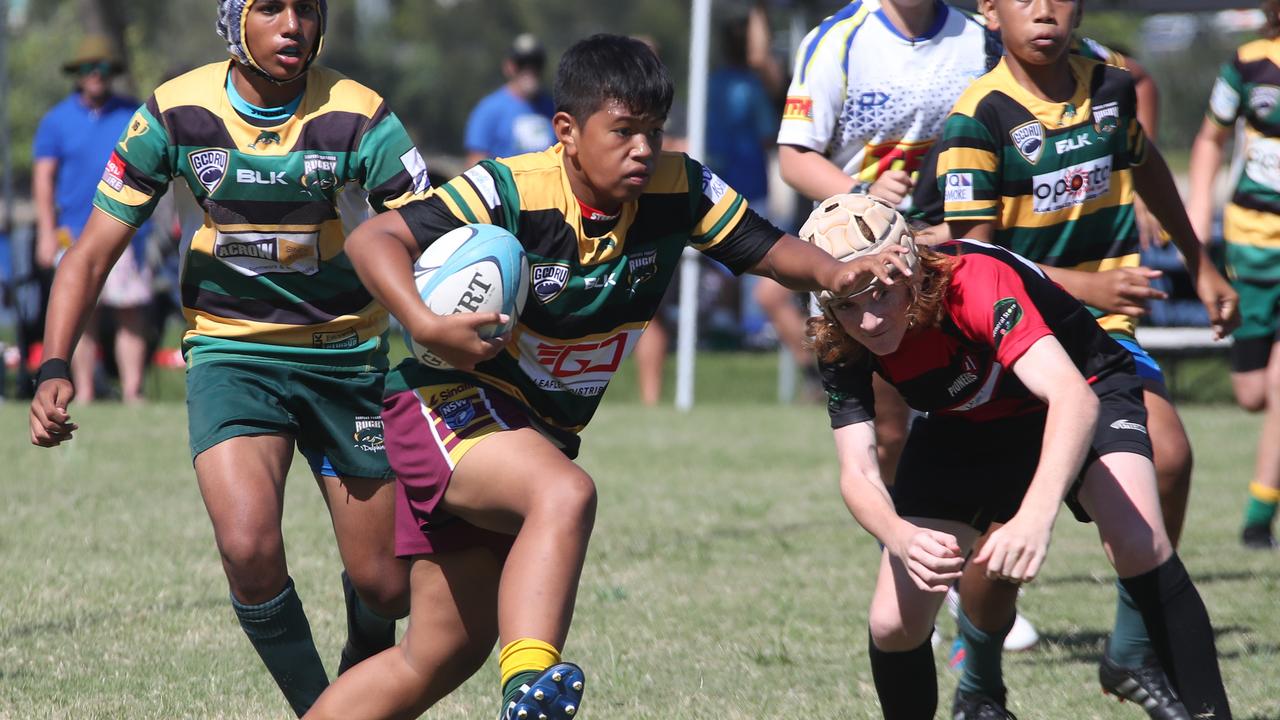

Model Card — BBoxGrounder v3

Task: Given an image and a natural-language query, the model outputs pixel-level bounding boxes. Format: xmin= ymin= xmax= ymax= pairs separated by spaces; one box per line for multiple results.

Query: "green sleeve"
xmin=92 ymin=101 xmax=174 ymax=228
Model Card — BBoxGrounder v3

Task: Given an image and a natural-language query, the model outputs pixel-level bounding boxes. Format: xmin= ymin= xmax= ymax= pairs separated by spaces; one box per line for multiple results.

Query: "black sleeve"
xmin=396 ymin=194 xmax=468 ymax=254
xmin=700 ymin=207 xmax=786 ymax=276
xmin=819 ymin=355 xmax=876 ymax=429
xmin=909 ymin=142 xmax=945 ymax=226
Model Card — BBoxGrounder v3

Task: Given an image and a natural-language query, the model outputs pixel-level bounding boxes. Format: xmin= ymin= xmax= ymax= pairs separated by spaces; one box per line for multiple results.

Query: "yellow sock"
xmin=1250 ymin=481 xmax=1280 ymax=504
xmin=499 ymin=638 xmax=560 ymax=688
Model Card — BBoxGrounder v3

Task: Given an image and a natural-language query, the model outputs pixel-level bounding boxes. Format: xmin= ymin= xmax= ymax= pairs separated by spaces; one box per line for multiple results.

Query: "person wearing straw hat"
xmin=32 ymin=34 xmax=154 ymax=403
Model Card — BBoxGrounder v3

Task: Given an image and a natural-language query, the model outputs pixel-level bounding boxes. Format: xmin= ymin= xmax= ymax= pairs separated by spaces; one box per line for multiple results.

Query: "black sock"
xmin=232 ymin=578 xmax=330 ymax=717
xmin=1119 ymin=555 xmax=1232 ymax=719
xmin=868 ymin=630 xmax=937 ymax=720
xmin=337 ymin=570 xmax=396 ymax=675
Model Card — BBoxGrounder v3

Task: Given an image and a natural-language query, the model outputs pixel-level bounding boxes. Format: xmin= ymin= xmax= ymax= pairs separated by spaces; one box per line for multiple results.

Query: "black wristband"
xmin=35 ymin=358 xmax=71 ymax=387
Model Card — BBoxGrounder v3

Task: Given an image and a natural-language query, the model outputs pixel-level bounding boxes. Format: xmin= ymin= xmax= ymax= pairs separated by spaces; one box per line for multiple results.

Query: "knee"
xmin=347 ymin=563 xmax=411 ymax=619
xmin=530 ymin=470 xmax=598 ymax=530
xmin=868 ymin=603 xmax=928 ymax=652
xmin=1152 ymin=427 xmax=1193 ymax=487
xmin=1237 ymin=391 xmax=1267 ymax=413
xmin=1110 ymin=529 xmax=1174 ymax=578
xmin=217 ymin=531 xmax=287 ymax=600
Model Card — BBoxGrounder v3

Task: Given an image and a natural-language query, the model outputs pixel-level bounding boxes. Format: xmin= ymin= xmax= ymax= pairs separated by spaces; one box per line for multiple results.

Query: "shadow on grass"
xmin=1015 ymin=625 xmax=1274 ymax=665
xmin=1036 ymin=569 xmax=1263 ymax=587
xmin=0 ymin=595 xmax=226 ymax=643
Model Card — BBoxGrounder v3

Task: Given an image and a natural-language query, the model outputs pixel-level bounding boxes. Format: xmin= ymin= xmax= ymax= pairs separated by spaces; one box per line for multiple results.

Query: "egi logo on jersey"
xmin=1009 ymin=121 xmax=1045 ymax=165
xmin=213 ymin=230 xmax=320 ymax=276
xmin=1093 ymin=101 xmax=1120 ymax=135
xmin=531 ymin=262 xmax=571 ymax=304
xmin=189 ymin=149 xmax=229 ymax=195
xmin=1031 ymin=156 xmax=1112 ymax=214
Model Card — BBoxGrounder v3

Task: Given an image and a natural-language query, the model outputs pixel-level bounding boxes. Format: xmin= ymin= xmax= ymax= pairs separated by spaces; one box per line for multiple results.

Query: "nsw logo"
xmin=944 ymin=173 xmax=974 ymax=203
xmin=1031 ymin=156 xmax=1112 ymax=214
xmin=438 ymin=399 xmax=477 ymax=431
xmin=531 ymin=262 xmax=571 ymax=304
xmin=189 ymin=148 xmax=229 ymax=195
xmin=1009 ymin=121 xmax=1045 ymax=165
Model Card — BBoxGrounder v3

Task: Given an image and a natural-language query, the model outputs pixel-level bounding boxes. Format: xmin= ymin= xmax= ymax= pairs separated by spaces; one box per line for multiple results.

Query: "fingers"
xmin=29 ymin=383 xmax=77 ymax=447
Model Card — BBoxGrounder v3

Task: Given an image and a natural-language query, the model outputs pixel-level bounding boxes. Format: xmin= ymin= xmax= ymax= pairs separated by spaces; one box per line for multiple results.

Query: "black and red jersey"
xmin=821 ymin=240 xmax=1133 ymax=428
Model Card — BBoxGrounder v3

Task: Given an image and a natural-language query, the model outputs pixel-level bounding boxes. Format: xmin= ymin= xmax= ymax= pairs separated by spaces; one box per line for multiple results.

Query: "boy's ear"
xmin=979 ymin=0 xmax=999 ymax=32
xmin=554 ymin=111 xmax=579 ymax=155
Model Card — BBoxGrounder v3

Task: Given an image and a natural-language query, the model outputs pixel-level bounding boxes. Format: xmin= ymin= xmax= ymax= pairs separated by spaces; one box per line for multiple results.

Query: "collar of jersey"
xmin=992 ymin=55 xmax=1092 ymax=128
xmin=225 ymin=69 xmax=303 ymax=123
xmin=872 ymin=0 xmax=950 ymax=44
xmin=551 ymin=144 xmax=637 ymax=266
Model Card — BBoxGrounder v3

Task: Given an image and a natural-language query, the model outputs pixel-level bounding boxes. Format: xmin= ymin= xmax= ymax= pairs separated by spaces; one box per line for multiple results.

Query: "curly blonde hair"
xmin=807 ymin=247 xmax=956 ymax=364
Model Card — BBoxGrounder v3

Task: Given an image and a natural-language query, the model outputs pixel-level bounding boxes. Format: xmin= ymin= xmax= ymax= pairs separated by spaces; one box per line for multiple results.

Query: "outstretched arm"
xmin=29 ymin=208 xmax=136 ymax=447
xmin=976 ymin=336 xmax=1098 ymax=583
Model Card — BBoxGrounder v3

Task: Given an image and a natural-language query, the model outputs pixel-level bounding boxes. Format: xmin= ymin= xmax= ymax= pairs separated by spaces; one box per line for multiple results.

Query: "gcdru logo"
xmin=1010 ymin=121 xmax=1045 ymax=165
xmin=532 ymin=263 xmax=571 ymax=304
xmin=188 ymin=149 xmax=229 ymax=194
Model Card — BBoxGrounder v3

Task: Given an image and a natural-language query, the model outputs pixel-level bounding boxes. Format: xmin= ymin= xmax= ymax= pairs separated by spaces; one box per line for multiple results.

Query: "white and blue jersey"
xmin=777 ymin=0 xmax=989 ymax=206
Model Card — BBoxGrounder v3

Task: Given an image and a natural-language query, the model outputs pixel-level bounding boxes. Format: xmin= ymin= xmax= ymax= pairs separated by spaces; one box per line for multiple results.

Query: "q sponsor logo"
xmin=1030 ymin=156 xmax=1112 ymax=214
xmin=945 ymin=173 xmax=974 ymax=203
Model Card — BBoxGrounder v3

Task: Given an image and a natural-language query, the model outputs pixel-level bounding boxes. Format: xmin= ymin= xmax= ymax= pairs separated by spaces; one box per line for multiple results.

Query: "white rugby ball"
xmin=404 ymin=224 xmax=529 ymax=369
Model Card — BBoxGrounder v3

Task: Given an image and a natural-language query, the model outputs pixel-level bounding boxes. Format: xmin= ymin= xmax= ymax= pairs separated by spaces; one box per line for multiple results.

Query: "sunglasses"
xmin=75 ymin=61 xmax=116 ymax=77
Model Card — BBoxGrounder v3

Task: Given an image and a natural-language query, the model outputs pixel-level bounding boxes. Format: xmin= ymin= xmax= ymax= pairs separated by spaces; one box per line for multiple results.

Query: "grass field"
xmin=3 ymin=358 xmax=1278 ymax=719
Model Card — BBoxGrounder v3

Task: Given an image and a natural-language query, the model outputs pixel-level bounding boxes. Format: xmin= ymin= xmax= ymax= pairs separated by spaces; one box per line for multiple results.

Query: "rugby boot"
xmin=1241 ymin=523 xmax=1278 ymax=550
xmin=1099 ymin=656 xmax=1191 ymax=720
xmin=336 ymin=571 xmax=396 ymax=675
xmin=501 ymin=662 xmax=585 ymax=720
xmin=952 ymin=688 xmax=1017 ymax=719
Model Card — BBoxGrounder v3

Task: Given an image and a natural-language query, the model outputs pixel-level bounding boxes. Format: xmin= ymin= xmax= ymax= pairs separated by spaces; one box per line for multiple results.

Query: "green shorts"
xmin=186 ymin=358 xmax=392 ymax=479
xmin=1229 ymin=273 xmax=1280 ymax=372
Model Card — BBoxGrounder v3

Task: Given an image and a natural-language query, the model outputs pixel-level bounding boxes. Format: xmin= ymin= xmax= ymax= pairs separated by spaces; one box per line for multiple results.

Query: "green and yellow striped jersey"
xmin=936 ymin=55 xmax=1147 ymax=337
xmin=1207 ymin=38 xmax=1280 ymax=280
xmin=94 ymin=61 xmax=429 ymax=369
xmin=390 ymin=145 xmax=782 ymax=443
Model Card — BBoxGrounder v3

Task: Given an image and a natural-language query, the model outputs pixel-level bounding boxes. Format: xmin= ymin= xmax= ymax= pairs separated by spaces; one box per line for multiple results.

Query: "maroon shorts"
xmin=385 ymin=380 xmax=536 ymax=558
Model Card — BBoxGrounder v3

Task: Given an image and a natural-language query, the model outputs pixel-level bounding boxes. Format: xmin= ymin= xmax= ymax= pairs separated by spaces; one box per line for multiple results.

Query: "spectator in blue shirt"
xmin=32 ymin=35 xmax=154 ymax=403
xmin=463 ymin=33 xmax=556 ymax=165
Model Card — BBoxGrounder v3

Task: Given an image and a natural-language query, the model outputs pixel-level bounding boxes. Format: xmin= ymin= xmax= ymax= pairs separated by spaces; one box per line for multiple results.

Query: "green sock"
xmin=1106 ymin=581 xmax=1153 ymax=668
xmin=956 ymin=607 xmax=1013 ymax=697
xmin=1244 ymin=496 xmax=1278 ymax=528
xmin=502 ymin=669 xmax=542 ymax=710
xmin=232 ymin=577 xmax=330 ymax=717
xmin=337 ymin=571 xmax=396 ymax=675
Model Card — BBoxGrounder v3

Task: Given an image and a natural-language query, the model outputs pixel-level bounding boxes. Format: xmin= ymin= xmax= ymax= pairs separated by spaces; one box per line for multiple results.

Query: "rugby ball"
xmin=403 ymin=224 xmax=529 ymax=369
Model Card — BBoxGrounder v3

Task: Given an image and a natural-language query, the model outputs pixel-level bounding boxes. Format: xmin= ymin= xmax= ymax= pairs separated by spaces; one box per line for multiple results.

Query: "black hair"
xmin=554 ymin=34 xmax=674 ymax=124
xmin=721 ymin=16 xmax=749 ymax=66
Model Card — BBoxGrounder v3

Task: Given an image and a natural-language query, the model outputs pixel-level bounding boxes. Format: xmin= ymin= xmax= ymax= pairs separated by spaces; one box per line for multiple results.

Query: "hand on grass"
xmin=30 ymin=379 xmax=78 ymax=447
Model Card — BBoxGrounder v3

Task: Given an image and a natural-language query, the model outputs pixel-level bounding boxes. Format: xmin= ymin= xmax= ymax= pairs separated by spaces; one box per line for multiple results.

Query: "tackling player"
xmin=28 ymin=0 xmax=432 ymax=714
xmin=1186 ymin=0 xmax=1280 ymax=550
xmin=300 ymin=34 xmax=902 ymax=720
xmin=808 ymin=194 xmax=1232 ymax=720
xmin=934 ymin=1 xmax=1240 ymax=717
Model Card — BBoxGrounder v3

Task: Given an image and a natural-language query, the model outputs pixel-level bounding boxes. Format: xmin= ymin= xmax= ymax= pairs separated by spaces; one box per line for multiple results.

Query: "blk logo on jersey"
xmin=1031 ymin=157 xmax=1112 ymax=214
xmin=237 ymin=169 xmax=290 ymax=185
xmin=1010 ymin=121 xmax=1045 ymax=165
xmin=532 ymin=263 xmax=570 ymax=304
xmin=189 ymin=149 xmax=230 ymax=195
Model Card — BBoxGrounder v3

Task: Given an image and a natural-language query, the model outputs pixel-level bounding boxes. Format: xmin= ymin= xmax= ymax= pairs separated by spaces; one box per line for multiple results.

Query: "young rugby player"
xmin=301 ymin=34 xmax=900 ymax=720
xmin=933 ymin=1 xmax=1240 ymax=717
xmin=29 ymin=0 xmax=432 ymax=714
xmin=807 ymin=194 xmax=1232 ymax=720
xmin=1187 ymin=0 xmax=1280 ymax=550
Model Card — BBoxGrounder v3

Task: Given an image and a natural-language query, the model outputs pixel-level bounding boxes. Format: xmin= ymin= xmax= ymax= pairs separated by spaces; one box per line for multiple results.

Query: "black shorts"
xmin=891 ymin=373 xmax=1152 ymax=533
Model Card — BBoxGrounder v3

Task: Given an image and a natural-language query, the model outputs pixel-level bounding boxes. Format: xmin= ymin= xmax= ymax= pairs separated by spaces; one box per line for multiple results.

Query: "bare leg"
xmin=318 ymin=473 xmax=409 ymax=618
xmin=304 ymin=550 xmax=503 ymax=719
xmin=111 ymin=305 xmax=149 ymax=404
xmin=633 ymin=319 xmax=668 ymax=407
xmin=1143 ymin=383 xmax=1192 ymax=546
